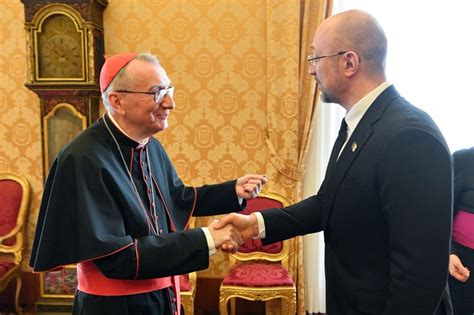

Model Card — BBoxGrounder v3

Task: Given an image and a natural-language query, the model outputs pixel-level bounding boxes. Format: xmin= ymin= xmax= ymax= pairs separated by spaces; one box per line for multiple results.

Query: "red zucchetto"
xmin=99 ymin=53 xmax=138 ymax=93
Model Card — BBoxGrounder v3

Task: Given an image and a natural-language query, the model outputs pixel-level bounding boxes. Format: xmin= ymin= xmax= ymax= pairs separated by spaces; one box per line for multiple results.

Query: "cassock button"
xmin=144 ymin=175 xmax=147 ymax=180
xmin=147 ymin=188 xmax=151 ymax=194
xmin=159 ymin=229 xmax=163 ymax=234
xmin=172 ymin=298 xmax=176 ymax=303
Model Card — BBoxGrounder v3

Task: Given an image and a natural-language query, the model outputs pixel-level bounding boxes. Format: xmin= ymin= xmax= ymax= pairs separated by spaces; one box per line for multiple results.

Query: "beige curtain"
xmin=264 ymin=0 xmax=332 ymax=313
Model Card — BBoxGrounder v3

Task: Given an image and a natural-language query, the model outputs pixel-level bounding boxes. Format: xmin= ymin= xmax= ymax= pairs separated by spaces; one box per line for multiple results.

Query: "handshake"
xmin=208 ymin=212 xmax=259 ymax=253
xmin=208 ymin=174 xmax=267 ymax=253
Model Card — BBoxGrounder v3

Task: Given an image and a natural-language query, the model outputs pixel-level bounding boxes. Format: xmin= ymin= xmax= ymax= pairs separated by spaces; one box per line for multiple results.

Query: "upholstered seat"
xmin=0 ymin=173 xmax=30 ymax=314
xmin=219 ymin=191 xmax=296 ymax=315
xmin=222 ymin=263 xmax=294 ymax=287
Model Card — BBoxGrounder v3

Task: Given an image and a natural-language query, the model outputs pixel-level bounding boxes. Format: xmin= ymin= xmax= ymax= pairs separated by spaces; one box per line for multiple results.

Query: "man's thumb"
xmin=214 ymin=216 xmax=230 ymax=229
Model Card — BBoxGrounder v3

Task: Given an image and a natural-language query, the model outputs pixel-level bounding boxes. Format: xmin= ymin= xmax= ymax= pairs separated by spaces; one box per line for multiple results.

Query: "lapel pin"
xmin=351 ymin=142 xmax=358 ymax=152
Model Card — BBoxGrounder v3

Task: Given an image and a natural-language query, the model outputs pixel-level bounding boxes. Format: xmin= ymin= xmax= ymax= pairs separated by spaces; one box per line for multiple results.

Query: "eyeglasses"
xmin=115 ymin=86 xmax=175 ymax=104
xmin=307 ymin=51 xmax=347 ymax=65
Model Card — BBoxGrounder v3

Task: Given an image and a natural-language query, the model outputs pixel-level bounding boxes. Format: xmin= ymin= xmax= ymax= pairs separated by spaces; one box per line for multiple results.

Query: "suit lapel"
xmin=322 ymin=86 xmax=401 ymax=228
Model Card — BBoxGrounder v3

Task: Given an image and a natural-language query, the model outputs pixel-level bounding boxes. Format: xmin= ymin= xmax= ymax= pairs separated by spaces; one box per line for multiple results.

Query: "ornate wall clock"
xmin=37 ymin=14 xmax=84 ymax=79
xmin=22 ymin=0 xmax=108 ymax=172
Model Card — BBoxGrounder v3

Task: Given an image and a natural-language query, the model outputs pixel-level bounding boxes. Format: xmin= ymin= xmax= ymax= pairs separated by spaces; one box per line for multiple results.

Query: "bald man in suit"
xmin=218 ymin=10 xmax=453 ymax=315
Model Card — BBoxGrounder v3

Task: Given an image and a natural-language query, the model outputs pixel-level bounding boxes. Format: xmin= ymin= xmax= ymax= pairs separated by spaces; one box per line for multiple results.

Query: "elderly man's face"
xmin=120 ymin=60 xmax=175 ymax=138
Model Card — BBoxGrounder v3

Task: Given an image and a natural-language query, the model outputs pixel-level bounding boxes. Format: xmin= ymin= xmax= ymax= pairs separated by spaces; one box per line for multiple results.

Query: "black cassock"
xmin=30 ymin=114 xmax=245 ymax=314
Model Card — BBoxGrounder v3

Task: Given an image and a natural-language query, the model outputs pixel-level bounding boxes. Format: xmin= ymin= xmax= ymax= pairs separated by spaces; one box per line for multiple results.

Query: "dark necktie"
xmin=327 ymin=118 xmax=348 ymax=171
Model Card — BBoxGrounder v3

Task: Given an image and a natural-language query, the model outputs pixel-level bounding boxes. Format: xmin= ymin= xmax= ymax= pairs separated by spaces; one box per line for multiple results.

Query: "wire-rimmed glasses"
xmin=115 ymin=86 xmax=175 ymax=104
xmin=307 ymin=51 xmax=347 ymax=66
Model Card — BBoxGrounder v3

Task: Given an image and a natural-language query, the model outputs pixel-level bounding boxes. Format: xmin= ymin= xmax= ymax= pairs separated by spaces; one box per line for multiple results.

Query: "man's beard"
xmin=320 ymin=88 xmax=340 ymax=104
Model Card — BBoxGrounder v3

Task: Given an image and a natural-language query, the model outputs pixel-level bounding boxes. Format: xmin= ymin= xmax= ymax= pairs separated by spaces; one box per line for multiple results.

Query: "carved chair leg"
xmin=219 ymin=293 xmax=228 ymax=315
xmin=288 ymin=292 xmax=296 ymax=315
xmin=14 ymin=274 xmax=22 ymax=314
xmin=230 ymin=297 xmax=236 ymax=315
xmin=188 ymin=296 xmax=195 ymax=315
xmin=281 ymin=298 xmax=288 ymax=314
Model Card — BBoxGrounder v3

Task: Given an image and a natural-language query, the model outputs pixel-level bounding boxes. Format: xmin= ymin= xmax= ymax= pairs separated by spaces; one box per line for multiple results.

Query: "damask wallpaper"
xmin=0 ymin=0 xmax=43 ymax=270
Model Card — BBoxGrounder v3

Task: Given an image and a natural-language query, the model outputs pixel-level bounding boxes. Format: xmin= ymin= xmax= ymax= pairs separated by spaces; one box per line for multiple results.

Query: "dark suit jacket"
xmin=262 ymin=86 xmax=453 ymax=314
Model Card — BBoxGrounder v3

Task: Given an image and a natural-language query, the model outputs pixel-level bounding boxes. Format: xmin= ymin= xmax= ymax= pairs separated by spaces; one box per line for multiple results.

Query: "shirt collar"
xmin=345 ymin=81 xmax=392 ymax=136
xmin=106 ymin=112 xmax=149 ymax=148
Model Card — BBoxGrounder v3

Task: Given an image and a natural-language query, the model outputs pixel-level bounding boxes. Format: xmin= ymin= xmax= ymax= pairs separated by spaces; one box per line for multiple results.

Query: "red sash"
xmin=77 ymin=261 xmax=181 ymax=314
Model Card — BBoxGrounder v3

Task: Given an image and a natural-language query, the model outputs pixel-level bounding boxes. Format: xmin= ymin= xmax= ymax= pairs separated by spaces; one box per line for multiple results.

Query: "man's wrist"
xmin=201 ymin=227 xmax=216 ymax=256
xmin=253 ymin=212 xmax=266 ymax=239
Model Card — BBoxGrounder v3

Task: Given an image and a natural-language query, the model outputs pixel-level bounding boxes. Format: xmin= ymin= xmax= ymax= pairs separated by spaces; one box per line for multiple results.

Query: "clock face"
xmin=39 ymin=34 xmax=83 ymax=78
xmin=37 ymin=14 xmax=84 ymax=80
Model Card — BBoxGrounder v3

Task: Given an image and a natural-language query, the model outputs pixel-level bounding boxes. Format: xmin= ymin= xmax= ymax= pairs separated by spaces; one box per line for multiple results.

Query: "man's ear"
xmin=108 ymin=92 xmax=126 ymax=115
xmin=342 ymin=51 xmax=360 ymax=78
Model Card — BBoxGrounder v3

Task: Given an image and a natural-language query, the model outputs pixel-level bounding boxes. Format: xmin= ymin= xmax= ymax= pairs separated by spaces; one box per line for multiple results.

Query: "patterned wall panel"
xmin=0 ymin=0 xmax=42 ymax=268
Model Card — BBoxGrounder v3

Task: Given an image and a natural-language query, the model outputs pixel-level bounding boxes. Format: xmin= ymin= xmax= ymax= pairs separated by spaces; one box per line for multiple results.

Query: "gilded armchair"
xmin=219 ymin=190 xmax=296 ymax=315
xmin=0 ymin=173 xmax=30 ymax=314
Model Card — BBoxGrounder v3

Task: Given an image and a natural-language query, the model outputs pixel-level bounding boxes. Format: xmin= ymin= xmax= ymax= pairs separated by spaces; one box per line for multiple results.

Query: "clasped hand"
xmin=207 ymin=174 xmax=266 ymax=253
xmin=207 ymin=213 xmax=259 ymax=253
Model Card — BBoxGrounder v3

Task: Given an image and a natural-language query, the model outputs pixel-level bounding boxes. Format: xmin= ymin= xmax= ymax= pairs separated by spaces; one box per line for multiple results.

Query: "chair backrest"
xmin=230 ymin=190 xmax=290 ymax=265
xmin=0 ymin=173 xmax=30 ymax=265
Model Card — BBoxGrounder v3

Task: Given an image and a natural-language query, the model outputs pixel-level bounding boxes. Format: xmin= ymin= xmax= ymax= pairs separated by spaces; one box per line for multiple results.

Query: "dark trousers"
xmin=73 ymin=287 xmax=177 ymax=315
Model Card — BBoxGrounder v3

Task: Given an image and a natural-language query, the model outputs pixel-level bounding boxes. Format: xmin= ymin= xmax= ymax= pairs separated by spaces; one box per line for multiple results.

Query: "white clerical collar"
xmin=344 ymin=81 xmax=391 ymax=138
xmin=106 ymin=112 xmax=149 ymax=148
